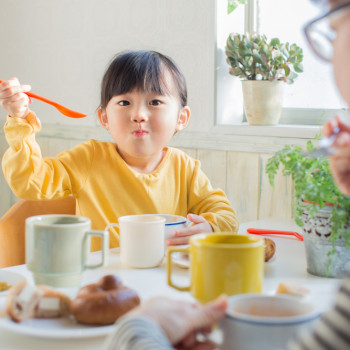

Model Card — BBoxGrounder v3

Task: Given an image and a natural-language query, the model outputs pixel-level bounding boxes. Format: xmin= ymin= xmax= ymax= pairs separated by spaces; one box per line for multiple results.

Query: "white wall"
xmin=0 ymin=0 xmax=215 ymax=132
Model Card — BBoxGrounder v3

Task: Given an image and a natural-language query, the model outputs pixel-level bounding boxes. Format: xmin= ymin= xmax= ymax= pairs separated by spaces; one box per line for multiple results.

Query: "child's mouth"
xmin=133 ymin=130 xmax=148 ymax=137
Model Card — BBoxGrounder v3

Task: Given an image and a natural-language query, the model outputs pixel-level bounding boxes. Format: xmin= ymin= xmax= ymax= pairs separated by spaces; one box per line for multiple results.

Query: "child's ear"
xmin=176 ymin=106 xmax=191 ymax=131
xmin=97 ymin=107 xmax=109 ymax=130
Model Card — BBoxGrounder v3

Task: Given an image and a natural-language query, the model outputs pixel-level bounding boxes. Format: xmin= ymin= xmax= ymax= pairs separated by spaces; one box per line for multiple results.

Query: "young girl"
xmin=0 ymin=50 xmax=238 ymax=251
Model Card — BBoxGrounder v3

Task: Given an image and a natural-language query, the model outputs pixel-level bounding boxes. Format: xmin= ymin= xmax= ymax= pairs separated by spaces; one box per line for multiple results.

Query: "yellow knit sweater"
xmin=2 ymin=112 xmax=239 ymax=251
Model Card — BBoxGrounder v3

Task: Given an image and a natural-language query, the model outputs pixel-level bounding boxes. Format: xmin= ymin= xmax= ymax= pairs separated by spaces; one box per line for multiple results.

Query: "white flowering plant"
xmin=226 ymin=33 xmax=304 ymax=84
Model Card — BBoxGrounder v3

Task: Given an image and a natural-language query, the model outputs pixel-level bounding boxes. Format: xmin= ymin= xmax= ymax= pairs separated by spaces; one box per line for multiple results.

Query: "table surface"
xmin=0 ymin=219 xmax=342 ymax=350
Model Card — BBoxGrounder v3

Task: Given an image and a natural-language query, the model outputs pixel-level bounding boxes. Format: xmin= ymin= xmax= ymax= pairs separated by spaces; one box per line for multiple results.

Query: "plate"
xmin=172 ymin=252 xmax=190 ymax=269
xmin=0 ymin=287 xmax=115 ymax=339
xmin=0 ymin=271 xmax=26 ymax=296
xmin=0 ymin=303 xmax=115 ymax=339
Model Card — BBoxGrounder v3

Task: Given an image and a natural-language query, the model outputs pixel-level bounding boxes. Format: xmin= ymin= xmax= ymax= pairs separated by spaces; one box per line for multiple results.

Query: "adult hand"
xmin=323 ymin=116 xmax=350 ymax=195
xmin=0 ymin=78 xmax=31 ymax=118
xmin=130 ymin=295 xmax=228 ymax=349
xmin=166 ymin=213 xmax=213 ymax=246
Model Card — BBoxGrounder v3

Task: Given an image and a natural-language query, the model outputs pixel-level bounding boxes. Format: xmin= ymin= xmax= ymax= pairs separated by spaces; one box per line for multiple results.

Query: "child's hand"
xmin=0 ymin=78 xmax=31 ymax=118
xmin=166 ymin=213 xmax=213 ymax=246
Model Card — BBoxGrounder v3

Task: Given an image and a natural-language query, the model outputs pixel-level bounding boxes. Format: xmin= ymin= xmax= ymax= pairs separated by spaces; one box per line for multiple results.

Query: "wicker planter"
xmin=301 ymin=203 xmax=350 ymax=278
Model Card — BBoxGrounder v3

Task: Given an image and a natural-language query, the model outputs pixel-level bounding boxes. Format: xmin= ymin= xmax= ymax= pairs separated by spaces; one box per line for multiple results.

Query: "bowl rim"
xmin=155 ymin=214 xmax=187 ymax=225
xmin=225 ymin=293 xmax=320 ymax=325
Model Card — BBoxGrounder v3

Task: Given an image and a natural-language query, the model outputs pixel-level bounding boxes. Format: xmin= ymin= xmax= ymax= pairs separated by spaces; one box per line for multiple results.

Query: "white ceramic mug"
xmin=108 ymin=215 xmax=165 ymax=268
xmin=26 ymin=215 xmax=109 ymax=287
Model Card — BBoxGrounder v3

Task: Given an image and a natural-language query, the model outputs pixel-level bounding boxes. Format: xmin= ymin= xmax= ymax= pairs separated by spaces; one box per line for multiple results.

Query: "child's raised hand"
xmin=166 ymin=213 xmax=213 ymax=246
xmin=0 ymin=78 xmax=31 ymax=118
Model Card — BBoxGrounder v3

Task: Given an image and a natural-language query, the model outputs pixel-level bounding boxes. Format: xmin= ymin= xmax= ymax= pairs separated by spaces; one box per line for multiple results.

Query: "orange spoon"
xmin=247 ymin=228 xmax=304 ymax=241
xmin=0 ymin=79 xmax=87 ymax=119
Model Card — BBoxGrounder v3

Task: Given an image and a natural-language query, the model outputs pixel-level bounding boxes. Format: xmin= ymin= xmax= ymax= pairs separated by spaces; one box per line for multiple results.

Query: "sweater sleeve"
xmin=103 ymin=315 xmax=173 ymax=350
xmin=287 ymin=270 xmax=350 ymax=350
xmin=2 ymin=112 xmax=91 ymax=200
xmin=188 ymin=160 xmax=239 ymax=233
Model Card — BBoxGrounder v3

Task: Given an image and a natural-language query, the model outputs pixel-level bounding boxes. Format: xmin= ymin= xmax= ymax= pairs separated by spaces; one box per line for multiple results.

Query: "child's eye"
xmin=118 ymin=100 xmax=130 ymax=106
xmin=150 ymin=100 xmax=162 ymax=106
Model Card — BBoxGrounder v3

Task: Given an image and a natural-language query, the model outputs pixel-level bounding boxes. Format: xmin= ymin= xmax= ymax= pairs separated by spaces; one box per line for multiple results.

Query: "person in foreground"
xmin=104 ymin=296 xmax=228 ymax=350
xmin=0 ymin=50 xmax=238 ymax=250
xmin=103 ymin=1 xmax=350 ymax=349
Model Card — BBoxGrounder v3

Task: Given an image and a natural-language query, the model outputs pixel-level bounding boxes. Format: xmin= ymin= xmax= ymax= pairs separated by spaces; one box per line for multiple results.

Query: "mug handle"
xmin=167 ymin=246 xmax=190 ymax=291
xmin=83 ymin=228 xmax=109 ymax=269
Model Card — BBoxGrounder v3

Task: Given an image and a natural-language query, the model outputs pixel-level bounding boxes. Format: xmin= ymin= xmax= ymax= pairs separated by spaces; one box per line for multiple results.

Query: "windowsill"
xmin=212 ymin=123 xmax=321 ymax=138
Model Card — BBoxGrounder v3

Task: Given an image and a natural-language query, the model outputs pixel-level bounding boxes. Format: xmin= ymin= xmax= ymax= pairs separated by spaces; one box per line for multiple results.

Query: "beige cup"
xmin=26 ymin=215 xmax=109 ymax=287
xmin=108 ymin=215 xmax=166 ymax=268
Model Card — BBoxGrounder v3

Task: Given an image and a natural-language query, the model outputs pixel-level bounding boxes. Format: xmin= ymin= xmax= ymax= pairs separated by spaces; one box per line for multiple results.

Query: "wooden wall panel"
xmin=197 ymin=149 xmax=227 ymax=192
xmin=226 ymin=152 xmax=260 ymax=224
xmin=177 ymin=147 xmax=198 ymax=160
xmin=259 ymin=153 xmax=293 ymax=220
xmin=0 ymin=136 xmax=12 ymax=216
xmin=36 ymin=137 xmax=50 ymax=157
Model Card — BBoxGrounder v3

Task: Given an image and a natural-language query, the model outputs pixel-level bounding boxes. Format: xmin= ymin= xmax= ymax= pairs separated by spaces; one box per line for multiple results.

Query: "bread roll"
xmin=34 ymin=285 xmax=71 ymax=318
xmin=6 ymin=281 xmax=42 ymax=322
xmin=276 ymin=282 xmax=310 ymax=297
xmin=6 ymin=281 xmax=71 ymax=322
xmin=264 ymin=238 xmax=276 ymax=262
xmin=70 ymin=275 xmax=140 ymax=325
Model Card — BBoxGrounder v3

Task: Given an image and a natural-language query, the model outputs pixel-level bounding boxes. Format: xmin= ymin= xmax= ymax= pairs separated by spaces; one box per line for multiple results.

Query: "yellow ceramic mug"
xmin=167 ymin=233 xmax=264 ymax=303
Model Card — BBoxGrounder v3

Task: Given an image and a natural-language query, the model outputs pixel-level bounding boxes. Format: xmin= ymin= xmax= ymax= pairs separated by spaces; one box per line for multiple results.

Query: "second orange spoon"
xmin=0 ymin=80 xmax=87 ymax=119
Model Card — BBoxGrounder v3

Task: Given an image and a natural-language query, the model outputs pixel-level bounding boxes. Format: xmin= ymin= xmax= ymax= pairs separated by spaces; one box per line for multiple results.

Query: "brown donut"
xmin=264 ymin=238 xmax=276 ymax=262
xmin=70 ymin=275 xmax=140 ymax=325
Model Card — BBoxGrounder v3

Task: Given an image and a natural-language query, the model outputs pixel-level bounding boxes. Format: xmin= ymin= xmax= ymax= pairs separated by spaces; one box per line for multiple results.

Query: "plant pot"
xmin=301 ymin=203 xmax=350 ymax=278
xmin=242 ymin=80 xmax=284 ymax=125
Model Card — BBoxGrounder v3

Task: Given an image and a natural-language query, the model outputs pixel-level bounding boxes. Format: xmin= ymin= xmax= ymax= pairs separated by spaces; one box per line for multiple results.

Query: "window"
xmin=216 ymin=0 xmax=347 ymax=126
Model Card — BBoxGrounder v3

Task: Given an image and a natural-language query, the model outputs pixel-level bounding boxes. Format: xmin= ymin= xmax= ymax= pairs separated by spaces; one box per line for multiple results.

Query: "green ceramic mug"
xmin=25 ymin=214 xmax=109 ymax=287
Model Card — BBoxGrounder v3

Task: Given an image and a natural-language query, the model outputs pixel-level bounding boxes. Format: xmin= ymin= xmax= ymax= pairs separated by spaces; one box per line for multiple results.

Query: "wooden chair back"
xmin=0 ymin=197 xmax=76 ymax=268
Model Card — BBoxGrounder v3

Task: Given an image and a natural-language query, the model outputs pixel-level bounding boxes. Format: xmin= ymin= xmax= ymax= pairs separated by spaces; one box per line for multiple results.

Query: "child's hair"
xmin=100 ymin=50 xmax=187 ymax=109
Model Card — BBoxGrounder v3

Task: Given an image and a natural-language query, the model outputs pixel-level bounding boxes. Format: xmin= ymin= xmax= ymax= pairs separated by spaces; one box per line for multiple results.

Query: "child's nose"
xmin=132 ymin=115 xmax=147 ymax=123
xmin=132 ymin=107 xmax=148 ymax=123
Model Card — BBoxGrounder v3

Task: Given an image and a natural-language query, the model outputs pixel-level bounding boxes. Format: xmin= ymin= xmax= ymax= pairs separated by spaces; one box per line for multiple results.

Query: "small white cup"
xmin=109 ymin=215 xmax=166 ymax=268
xmin=26 ymin=215 xmax=109 ymax=287
xmin=161 ymin=214 xmax=188 ymax=241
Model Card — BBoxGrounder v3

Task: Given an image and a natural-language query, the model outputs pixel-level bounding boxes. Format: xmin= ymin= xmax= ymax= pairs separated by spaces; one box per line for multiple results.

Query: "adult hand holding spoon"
xmin=323 ymin=115 xmax=350 ymax=195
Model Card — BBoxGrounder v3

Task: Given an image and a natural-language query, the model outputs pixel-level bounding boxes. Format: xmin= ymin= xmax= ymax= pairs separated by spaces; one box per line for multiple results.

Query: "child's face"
xmin=98 ymin=73 xmax=190 ymax=165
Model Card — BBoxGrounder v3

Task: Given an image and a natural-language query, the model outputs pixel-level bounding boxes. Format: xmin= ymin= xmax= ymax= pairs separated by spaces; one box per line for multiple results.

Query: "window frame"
xmin=214 ymin=0 xmax=345 ymax=129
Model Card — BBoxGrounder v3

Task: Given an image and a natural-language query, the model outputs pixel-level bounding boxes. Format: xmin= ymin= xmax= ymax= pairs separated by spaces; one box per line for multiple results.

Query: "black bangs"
xmin=100 ymin=50 xmax=187 ymax=109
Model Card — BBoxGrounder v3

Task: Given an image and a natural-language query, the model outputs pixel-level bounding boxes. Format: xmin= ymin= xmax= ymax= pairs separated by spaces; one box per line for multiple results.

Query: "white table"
xmin=0 ymin=219 xmax=342 ymax=349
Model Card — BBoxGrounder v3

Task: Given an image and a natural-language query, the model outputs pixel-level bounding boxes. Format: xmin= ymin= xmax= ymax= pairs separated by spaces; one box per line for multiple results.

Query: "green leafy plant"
xmin=226 ymin=33 xmax=304 ymax=84
xmin=266 ymin=141 xmax=350 ymax=261
xmin=227 ymin=0 xmax=246 ymax=14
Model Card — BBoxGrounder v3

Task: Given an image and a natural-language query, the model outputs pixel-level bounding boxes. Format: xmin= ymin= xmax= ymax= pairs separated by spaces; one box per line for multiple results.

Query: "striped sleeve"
xmin=103 ymin=314 xmax=174 ymax=350
xmin=288 ymin=271 xmax=350 ymax=350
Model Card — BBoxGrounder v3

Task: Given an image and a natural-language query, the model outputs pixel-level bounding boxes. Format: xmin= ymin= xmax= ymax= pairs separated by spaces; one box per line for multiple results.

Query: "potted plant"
xmin=266 ymin=140 xmax=350 ymax=277
xmin=225 ymin=33 xmax=304 ymax=125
